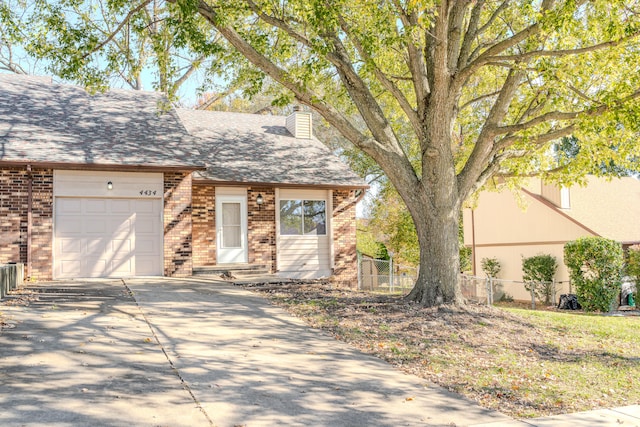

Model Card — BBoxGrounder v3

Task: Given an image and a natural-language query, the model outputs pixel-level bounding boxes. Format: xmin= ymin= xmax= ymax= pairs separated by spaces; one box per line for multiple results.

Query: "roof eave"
xmin=0 ymin=160 xmax=207 ymax=172
xmin=192 ymin=177 xmax=369 ymax=190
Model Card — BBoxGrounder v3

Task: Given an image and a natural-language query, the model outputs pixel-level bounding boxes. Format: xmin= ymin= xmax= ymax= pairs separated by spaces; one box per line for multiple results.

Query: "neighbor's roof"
xmin=0 ymin=74 xmax=204 ymax=169
xmin=177 ymin=109 xmax=368 ymax=188
xmin=561 ymin=175 xmax=640 ymax=243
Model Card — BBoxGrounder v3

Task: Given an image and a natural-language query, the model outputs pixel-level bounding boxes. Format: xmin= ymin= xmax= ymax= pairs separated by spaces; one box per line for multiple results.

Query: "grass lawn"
xmin=244 ymin=282 xmax=640 ymax=418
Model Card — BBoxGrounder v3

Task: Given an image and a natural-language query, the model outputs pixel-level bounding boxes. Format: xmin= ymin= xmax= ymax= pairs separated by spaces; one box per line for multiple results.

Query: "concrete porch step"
xmin=193 ymin=264 xmax=270 ymax=277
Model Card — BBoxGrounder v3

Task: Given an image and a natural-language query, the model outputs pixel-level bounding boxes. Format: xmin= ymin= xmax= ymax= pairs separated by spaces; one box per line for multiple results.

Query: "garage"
xmin=53 ymin=171 xmax=163 ymax=279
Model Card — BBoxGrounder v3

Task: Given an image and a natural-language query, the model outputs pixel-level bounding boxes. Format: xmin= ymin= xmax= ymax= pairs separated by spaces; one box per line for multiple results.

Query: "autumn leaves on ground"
xmin=243 ymin=282 xmax=640 ymax=419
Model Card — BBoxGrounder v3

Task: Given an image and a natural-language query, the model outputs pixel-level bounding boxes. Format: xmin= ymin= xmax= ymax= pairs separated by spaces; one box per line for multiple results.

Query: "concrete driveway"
xmin=0 ymin=278 xmax=511 ymax=426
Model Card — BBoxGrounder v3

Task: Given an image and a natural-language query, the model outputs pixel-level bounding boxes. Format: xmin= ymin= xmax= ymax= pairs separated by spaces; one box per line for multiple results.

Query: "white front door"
xmin=216 ymin=195 xmax=248 ymax=264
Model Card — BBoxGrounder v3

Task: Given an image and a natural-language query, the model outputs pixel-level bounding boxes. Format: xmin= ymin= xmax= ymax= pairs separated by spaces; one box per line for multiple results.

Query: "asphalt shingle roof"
xmin=0 ymin=74 xmax=203 ymax=169
xmin=0 ymin=74 xmax=367 ymax=188
xmin=177 ymin=109 xmax=367 ymax=188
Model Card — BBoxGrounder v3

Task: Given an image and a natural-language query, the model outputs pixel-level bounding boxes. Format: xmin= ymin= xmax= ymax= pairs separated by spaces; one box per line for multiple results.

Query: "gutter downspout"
xmin=471 ymin=209 xmax=476 ymax=276
xmin=26 ymin=164 xmax=33 ymax=279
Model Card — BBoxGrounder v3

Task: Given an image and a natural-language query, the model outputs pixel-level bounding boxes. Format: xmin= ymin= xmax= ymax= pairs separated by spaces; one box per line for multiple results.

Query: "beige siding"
xmin=285 ymin=111 xmax=313 ymax=139
xmin=541 ymin=182 xmax=562 ymax=207
xmin=278 ymin=235 xmax=331 ymax=269
xmin=464 ymin=186 xmax=594 ymax=298
xmin=277 ymin=189 xmax=331 ymax=278
xmin=465 ymin=189 xmax=592 ymax=247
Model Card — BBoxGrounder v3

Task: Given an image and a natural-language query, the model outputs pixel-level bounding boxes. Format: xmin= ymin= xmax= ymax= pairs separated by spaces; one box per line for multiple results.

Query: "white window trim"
xmin=278 ymin=198 xmax=328 ymax=236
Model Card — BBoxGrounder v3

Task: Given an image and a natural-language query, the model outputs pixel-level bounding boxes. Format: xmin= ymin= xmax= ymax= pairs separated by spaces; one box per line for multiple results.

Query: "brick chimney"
xmin=286 ymin=106 xmax=313 ymax=139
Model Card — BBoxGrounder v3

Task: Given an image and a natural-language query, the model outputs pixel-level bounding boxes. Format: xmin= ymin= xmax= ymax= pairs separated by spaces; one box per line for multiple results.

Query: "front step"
xmin=193 ymin=264 xmax=270 ymax=277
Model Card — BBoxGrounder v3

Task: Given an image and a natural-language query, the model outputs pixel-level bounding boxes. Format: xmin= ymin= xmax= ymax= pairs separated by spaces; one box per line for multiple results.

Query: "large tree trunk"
xmin=405 ymin=78 xmax=464 ymax=306
xmin=404 ymin=192 xmax=464 ymax=306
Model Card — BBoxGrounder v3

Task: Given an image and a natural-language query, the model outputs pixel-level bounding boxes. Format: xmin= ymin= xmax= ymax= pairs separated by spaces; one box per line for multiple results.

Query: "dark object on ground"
xmin=558 ymin=294 xmax=581 ymax=310
xmin=220 ymin=271 xmax=236 ymax=280
xmin=621 ymin=281 xmax=637 ymax=307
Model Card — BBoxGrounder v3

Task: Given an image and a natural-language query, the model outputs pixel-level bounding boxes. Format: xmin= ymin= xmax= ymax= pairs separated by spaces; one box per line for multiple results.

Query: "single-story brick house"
xmin=0 ymin=74 xmax=367 ymax=285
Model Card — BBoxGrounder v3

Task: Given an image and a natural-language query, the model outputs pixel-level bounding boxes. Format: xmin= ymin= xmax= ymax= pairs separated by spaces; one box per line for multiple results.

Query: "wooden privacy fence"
xmin=0 ymin=263 xmax=24 ymax=299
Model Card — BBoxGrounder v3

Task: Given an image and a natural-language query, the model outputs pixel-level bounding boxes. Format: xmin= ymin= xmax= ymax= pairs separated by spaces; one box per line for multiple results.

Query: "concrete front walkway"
xmin=1 ymin=277 xmax=638 ymax=427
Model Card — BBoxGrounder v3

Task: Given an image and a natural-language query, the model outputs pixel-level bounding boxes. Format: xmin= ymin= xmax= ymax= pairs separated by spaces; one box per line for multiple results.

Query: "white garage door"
xmin=54 ymin=197 xmax=163 ymax=278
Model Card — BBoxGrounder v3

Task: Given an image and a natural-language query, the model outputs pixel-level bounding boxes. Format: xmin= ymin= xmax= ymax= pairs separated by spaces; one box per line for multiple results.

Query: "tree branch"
xmin=497 ymin=163 xmax=569 ymax=178
xmin=486 ymin=30 xmax=640 ymax=62
xmin=335 ymin=13 xmax=421 ymax=138
xmin=457 ymin=0 xmax=487 ymax=68
xmin=447 ymin=0 xmax=472 ymax=74
xmin=495 ymin=124 xmax=576 ymax=154
xmin=457 ymin=67 xmax=525 ymax=198
xmin=496 ymin=87 xmax=640 ymax=136
xmin=473 ymin=0 xmax=510 ymax=42
xmin=82 ymin=0 xmax=152 ymax=59
xmin=391 ymin=0 xmax=430 ymax=115
xmin=459 ymin=90 xmax=500 ymax=110
xmin=245 ymin=0 xmax=315 ymax=50
xmin=172 ymin=54 xmax=205 ymax=92
xmin=455 ymin=0 xmax=560 ymax=87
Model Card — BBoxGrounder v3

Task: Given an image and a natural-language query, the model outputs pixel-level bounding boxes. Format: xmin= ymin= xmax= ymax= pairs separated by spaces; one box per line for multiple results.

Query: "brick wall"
xmin=247 ymin=187 xmax=276 ymax=272
xmin=331 ymin=190 xmax=358 ymax=287
xmin=191 ymin=185 xmax=277 ymax=272
xmin=192 ymin=184 xmax=216 ymax=266
xmin=0 ymin=167 xmax=53 ymax=280
xmin=164 ymin=172 xmax=193 ymax=276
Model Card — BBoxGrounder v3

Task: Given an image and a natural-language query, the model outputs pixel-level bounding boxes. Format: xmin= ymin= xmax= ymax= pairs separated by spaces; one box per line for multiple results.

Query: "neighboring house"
xmin=0 ymin=74 xmax=367 ymax=285
xmin=463 ymin=176 xmax=640 ymax=301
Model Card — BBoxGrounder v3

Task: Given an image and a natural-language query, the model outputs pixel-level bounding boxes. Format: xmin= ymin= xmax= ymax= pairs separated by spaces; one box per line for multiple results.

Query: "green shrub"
xmin=481 ymin=257 xmax=501 ymax=278
xmin=498 ymin=292 xmax=514 ymax=303
xmin=522 ymin=254 xmax=558 ymax=304
xmin=564 ymin=237 xmax=624 ymax=312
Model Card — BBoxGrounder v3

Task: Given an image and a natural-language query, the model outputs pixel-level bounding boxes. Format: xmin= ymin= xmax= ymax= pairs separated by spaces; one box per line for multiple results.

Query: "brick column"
xmin=331 ymin=190 xmax=358 ymax=288
xmin=0 ymin=167 xmax=53 ymax=280
xmin=192 ymin=184 xmax=216 ymax=266
xmin=164 ymin=172 xmax=193 ymax=276
xmin=247 ymin=187 xmax=276 ymax=272
xmin=30 ymin=169 xmax=54 ymax=280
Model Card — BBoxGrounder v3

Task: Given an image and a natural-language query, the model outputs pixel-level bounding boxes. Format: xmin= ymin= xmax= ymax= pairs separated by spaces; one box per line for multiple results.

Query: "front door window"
xmin=216 ymin=194 xmax=247 ymax=264
xmin=221 ymin=202 xmax=241 ymax=248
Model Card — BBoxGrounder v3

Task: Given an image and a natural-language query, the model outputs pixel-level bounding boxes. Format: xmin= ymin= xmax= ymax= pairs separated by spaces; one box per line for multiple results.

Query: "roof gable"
xmin=466 ymin=176 xmax=640 ymax=245
xmin=464 ymin=188 xmax=594 ymax=246
xmin=558 ymin=176 xmax=640 ymax=243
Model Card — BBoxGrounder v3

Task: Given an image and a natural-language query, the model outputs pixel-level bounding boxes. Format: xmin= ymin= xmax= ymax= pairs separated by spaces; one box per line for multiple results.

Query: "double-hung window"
xmin=279 ymin=199 xmax=326 ymax=235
